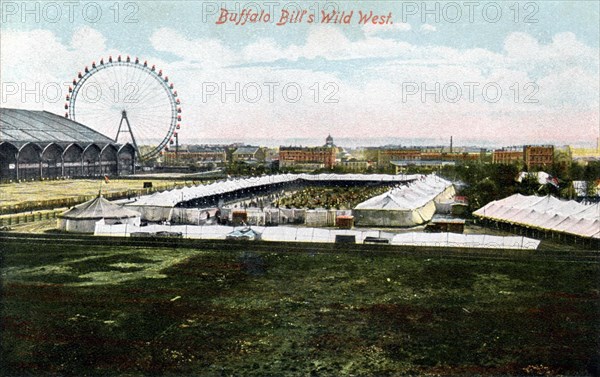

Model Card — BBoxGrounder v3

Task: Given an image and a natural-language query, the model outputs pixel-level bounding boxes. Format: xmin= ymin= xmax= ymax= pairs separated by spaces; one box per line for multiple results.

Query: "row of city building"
xmin=2 ymin=106 xmax=598 ymax=181
xmin=162 ymin=134 xmax=598 ymax=173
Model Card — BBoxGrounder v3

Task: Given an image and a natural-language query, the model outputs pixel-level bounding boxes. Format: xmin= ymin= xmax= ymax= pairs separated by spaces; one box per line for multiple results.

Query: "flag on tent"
xmin=546 ymin=176 xmax=559 ymax=188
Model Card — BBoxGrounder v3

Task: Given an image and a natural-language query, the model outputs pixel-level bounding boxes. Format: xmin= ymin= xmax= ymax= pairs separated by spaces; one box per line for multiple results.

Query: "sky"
xmin=1 ymin=0 xmax=599 ymax=147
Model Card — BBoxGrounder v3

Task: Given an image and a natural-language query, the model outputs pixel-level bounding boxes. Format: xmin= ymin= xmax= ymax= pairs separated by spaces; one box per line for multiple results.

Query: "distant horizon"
xmin=2 ymin=104 xmax=596 ymax=149
xmin=181 ymin=136 xmax=598 ymax=150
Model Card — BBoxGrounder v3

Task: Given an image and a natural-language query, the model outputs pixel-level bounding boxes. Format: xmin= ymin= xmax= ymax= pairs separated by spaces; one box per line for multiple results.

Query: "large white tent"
xmin=58 ymin=195 xmax=141 ymax=233
xmin=353 ymin=175 xmax=455 ymax=227
xmin=473 ymin=194 xmax=600 ymax=239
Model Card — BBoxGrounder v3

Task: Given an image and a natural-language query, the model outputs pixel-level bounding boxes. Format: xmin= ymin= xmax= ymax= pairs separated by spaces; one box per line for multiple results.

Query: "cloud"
xmin=70 ymin=26 xmax=107 ymax=56
xmin=1 ymin=26 xmax=598 ymax=145
xmin=420 ymin=24 xmax=437 ymax=32
xmin=503 ymin=31 xmax=598 ymax=73
xmin=362 ymin=22 xmax=411 ymax=36
xmin=0 ymin=27 xmax=122 ymax=107
xmin=149 ymin=27 xmax=238 ymax=67
xmin=143 ymin=28 xmax=600 ymax=143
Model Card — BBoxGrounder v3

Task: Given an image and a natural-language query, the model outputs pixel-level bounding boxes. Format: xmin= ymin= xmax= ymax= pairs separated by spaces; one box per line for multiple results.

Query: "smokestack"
xmin=450 ymin=136 xmax=453 ymax=154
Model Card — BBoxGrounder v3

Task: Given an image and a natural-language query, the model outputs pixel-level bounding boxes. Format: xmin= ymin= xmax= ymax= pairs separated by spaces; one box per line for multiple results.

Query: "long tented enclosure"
xmin=127 ymin=173 xmax=423 ymax=222
xmin=473 ymin=194 xmax=600 ymax=245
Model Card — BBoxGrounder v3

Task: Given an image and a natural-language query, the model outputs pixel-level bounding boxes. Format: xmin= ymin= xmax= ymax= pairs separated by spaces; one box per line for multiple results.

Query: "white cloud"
xmin=420 ymin=24 xmax=437 ymax=32
xmin=149 ymin=27 xmax=238 ymax=67
xmin=0 ymin=27 xmax=121 ymax=110
xmin=1 ymin=26 xmax=598 ymax=145
xmin=362 ymin=22 xmax=411 ymax=36
xmin=70 ymin=26 xmax=107 ymax=56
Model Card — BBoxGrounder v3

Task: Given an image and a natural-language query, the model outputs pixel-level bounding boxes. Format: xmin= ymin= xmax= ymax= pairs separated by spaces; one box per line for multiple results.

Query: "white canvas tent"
xmin=353 ymin=175 xmax=455 ymax=227
xmin=473 ymin=194 xmax=600 ymax=239
xmin=58 ymin=195 xmax=141 ymax=233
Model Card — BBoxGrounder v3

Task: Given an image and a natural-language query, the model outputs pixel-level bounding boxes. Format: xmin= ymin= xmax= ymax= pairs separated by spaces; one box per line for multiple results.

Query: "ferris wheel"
xmin=65 ymin=55 xmax=181 ymax=160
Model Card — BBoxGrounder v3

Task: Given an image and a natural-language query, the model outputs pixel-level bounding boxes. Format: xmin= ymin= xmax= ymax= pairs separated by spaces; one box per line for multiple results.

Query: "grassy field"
xmin=0 ymin=179 xmax=198 ymax=208
xmin=1 ymin=241 xmax=599 ymax=376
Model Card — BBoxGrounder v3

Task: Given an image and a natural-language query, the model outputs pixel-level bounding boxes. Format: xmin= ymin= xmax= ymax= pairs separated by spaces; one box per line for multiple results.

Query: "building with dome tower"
xmin=279 ymin=135 xmax=337 ymax=170
xmin=325 ymin=134 xmax=334 ymax=148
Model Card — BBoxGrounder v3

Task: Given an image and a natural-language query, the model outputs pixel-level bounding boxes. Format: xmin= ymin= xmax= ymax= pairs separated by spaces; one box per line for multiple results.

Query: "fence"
xmin=94 ymin=222 xmax=541 ymax=250
xmin=0 ymin=210 xmax=62 ymax=227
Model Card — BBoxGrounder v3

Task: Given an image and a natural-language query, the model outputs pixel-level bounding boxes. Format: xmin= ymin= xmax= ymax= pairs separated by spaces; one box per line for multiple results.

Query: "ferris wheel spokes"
xmin=66 ymin=56 xmax=181 ymax=161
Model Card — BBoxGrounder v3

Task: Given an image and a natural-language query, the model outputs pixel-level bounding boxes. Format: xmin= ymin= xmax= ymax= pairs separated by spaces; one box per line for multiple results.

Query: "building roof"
xmin=391 ymin=160 xmax=456 ymax=166
xmin=0 ymin=108 xmax=115 ymax=146
xmin=473 ymin=194 xmax=600 ymax=239
xmin=354 ymin=175 xmax=453 ymax=211
xmin=186 ymin=145 xmax=226 ymax=153
xmin=233 ymin=146 xmax=260 ymax=155
xmin=60 ymin=195 xmax=141 ymax=220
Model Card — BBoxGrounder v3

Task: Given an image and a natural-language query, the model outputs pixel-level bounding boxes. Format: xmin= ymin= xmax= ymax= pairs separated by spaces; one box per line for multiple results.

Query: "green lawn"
xmin=1 ymin=241 xmax=599 ymax=376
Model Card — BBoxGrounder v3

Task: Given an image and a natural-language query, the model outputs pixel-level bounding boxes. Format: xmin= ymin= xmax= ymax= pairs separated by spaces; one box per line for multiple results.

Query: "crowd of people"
xmin=273 ymin=185 xmax=395 ymax=210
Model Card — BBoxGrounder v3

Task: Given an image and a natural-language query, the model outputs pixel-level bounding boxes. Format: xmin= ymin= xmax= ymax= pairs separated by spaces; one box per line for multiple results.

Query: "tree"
xmin=518 ymin=175 xmax=541 ymax=196
xmin=585 ymin=180 xmax=598 ymax=198
xmin=583 ymin=161 xmax=600 ymax=181
xmin=468 ymin=178 xmax=499 ymax=211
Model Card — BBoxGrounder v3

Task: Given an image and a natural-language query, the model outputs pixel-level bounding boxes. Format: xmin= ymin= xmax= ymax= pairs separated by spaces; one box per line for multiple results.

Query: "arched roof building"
xmin=0 ymin=108 xmax=136 ymax=181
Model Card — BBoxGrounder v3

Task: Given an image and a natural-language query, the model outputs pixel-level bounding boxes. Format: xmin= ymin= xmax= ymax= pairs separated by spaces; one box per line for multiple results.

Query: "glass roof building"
xmin=0 ymin=108 xmax=136 ymax=181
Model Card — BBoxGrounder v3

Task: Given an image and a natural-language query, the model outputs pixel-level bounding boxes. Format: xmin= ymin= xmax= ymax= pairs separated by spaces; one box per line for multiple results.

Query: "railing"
xmin=0 ymin=210 xmax=62 ymax=227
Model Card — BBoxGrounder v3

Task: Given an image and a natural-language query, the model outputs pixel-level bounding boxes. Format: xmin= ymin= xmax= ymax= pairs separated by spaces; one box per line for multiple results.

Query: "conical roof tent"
xmin=60 ymin=195 xmax=141 ymax=220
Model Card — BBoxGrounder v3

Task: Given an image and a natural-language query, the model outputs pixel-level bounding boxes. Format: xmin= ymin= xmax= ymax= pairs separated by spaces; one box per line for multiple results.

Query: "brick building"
xmin=422 ymin=152 xmax=481 ymax=162
xmin=279 ymin=146 xmax=336 ymax=169
xmin=523 ymin=145 xmax=554 ymax=169
xmin=163 ymin=145 xmax=226 ymax=165
xmin=492 ymin=145 xmax=554 ymax=169
xmin=377 ymin=149 xmax=421 ymax=166
xmin=492 ymin=148 xmax=524 ymax=165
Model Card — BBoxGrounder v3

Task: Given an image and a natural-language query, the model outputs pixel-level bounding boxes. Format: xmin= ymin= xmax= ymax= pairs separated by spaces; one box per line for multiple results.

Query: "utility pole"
xmin=174 ymin=132 xmax=179 ymax=165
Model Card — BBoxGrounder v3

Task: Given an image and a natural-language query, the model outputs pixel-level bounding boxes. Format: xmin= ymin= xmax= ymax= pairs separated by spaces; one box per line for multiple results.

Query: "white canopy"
xmin=355 ymin=175 xmax=453 ymax=211
xmin=473 ymin=194 xmax=600 ymax=239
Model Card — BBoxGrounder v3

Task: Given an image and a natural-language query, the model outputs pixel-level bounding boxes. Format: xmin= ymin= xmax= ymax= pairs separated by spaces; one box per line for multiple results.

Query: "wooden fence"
xmin=0 ymin=210 xmax=62 ymax=227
